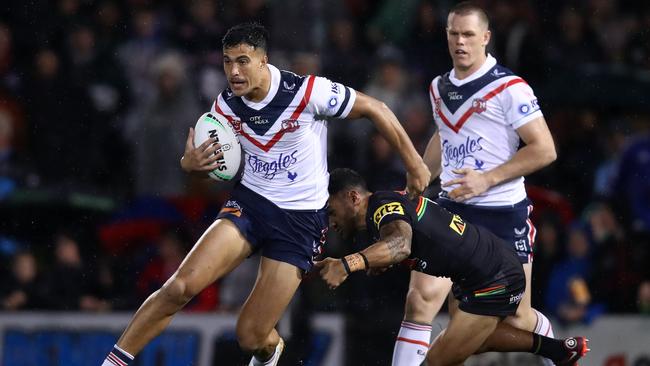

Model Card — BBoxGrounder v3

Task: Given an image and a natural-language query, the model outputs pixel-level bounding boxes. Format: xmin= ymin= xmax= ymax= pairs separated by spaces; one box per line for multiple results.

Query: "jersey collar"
xmin=241 ymin=64 xmax=281 ymax=110
xmin=449 ymin=54 xmax=497 ymax=86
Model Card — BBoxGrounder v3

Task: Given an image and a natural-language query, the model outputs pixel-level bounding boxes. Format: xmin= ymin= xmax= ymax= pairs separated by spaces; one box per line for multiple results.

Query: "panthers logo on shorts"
xmin=373 ymin=202 xmax=404 ymax=228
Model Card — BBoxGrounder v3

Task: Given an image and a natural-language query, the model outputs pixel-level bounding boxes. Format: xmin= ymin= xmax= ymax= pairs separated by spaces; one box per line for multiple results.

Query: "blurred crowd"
xmin=1 ymin=0 xmax=650 ymax=339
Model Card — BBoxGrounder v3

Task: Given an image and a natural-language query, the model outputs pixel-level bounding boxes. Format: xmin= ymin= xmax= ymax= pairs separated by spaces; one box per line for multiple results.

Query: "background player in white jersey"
xmin=101 ymin=23 xmax=430 ymax=366
xmin=392 ymin=3 xmax=558 ymax=366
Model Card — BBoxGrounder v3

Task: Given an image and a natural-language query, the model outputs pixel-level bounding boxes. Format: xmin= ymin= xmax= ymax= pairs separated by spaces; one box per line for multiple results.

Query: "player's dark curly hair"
xmin=329 ymin=168 xmax=368 ymax=195
xmin=222 ymin=23 xmax=269 ymax=51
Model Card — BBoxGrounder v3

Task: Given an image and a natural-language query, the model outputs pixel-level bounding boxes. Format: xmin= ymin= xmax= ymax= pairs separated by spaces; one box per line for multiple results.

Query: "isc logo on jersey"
xmin=373 ymin=202 xmax=405 ymax=227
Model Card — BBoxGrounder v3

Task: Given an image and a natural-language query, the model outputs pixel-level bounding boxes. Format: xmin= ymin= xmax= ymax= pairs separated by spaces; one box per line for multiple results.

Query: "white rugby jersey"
xmin=429 ymin=54 xmax=543 ymax=206
xmin=212 ymin=64 xmax=356 ymax=210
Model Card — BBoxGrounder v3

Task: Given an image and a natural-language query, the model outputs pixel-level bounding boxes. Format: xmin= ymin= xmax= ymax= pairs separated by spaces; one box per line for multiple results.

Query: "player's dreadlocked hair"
xmin=329 ymin=168 xmax=368 ymax=195
xmin=222 ymin=22 xmax=269 ymax=51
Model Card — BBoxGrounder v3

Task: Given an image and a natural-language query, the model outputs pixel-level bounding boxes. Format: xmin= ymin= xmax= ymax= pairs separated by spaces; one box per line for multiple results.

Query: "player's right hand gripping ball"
xmin=193 ymin=112 xmax=242 ymax=181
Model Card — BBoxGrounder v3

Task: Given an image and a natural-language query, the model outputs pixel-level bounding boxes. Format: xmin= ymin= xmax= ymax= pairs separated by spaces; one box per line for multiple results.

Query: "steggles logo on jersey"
xmin=442 ymin=136 xmax=484 ymax=169
xmin=248 ymin=150 xmax=298 ymax=179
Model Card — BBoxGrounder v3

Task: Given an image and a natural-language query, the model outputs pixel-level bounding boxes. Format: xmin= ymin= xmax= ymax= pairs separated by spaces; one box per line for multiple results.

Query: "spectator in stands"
xmin=117 ymin=8 xmax=166 ymax=105
xmin=545 ymin=223 xmax=605 ymax=324
xmin=65 ymin=22 xmax=131 ymax=193
xmin=587 ymin=0 xmax=637 ymax=63
xmin=322 ymin=18 xmax=369 ymax=90
xmin=638 ymin=281 xmax=650 ymax=315
xmin=0 ymin=98 xmax=35 ymax=197
xmin=23 ymin=48 xmax=96 ymax=189
xmin=0 ymin=22 xmax=21 ymax=93
xmin=405 ymin=1 xmax=448 ymax=88
xmin=546 ymin=5 xmax=606 ymax=71
xmin=0 ymin=250 xmax=45 ymax=310
xmin=364 ymin=132 xmax=405 ymax=191
xmin=125 ymin=52 xmax=200 ymax=197
xmin=612 ymin=134 xmax=650 ymax=232
xmin=624 ymin=4 xmax=650 ymax=70
xmin=219 ymin=255 xmax=260 ymax=312
xmin=94 ymin=0 xmax=126 ymax=53
xmin=531 ymin=215 xmax=563 ymax=312
xmin=174 ymin=0 xmax=224 ymax=57
xmin=136 ymin=228 xmax=217 ymax=312
xmin=363 ymin=46 xmax=408 ymax=116
xmin=488 ymin=0 xmax=545 ymax=83
xmin=43 ymin=232 xmax=105 ymax=311
xmin=400 ymin=98 xmax=433 ymax=155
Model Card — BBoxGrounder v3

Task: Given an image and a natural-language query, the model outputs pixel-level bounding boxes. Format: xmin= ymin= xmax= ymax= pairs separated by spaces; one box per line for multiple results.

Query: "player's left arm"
xmin=346 ymin=92 xmax=431 ymax=198
xmin=484 ymin=116 xmax=557 ymax=186
xmin=315 ymin=220 xmax=413 ymax=289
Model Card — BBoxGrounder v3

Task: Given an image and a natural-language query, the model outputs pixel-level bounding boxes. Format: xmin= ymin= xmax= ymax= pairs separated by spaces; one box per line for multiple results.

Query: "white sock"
xmin=102 ymin=344 xmax=134 ymax=366
xmin=533 ymin=309 xmax=555 ymax=338
xmin=391 ymin=321 xmax=432 ymax=366
xmin=249 ymin=338 xmax=284 ymax=366
xmin=250 ymin=353 xmax=274 ymax=366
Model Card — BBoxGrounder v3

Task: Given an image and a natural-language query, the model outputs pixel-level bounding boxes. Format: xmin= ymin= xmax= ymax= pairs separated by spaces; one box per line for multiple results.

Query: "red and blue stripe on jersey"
xmin=431 ymin=65 xmax=526 ymax=133
xmin=214 ymin=70 xmax=317 ymax=153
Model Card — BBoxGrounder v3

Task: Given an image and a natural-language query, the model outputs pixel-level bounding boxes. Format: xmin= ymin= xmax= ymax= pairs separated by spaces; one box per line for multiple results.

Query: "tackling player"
xmin=101 ymin=23 xmax=430 ymax=366
xmin=317 ymin=168 xmax=588 ymax=366
xmin=392 ymin=3 xmax=558 ymax=365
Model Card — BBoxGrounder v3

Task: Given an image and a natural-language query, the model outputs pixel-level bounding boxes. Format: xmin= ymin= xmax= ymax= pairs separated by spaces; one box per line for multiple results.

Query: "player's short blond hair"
xmin=449 ymin=1 xmax=490 ymax=29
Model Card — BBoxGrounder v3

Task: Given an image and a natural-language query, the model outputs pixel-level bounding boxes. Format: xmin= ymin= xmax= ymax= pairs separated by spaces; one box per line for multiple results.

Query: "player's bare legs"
xmin=404 ymin=272 xmax=452 ymax=324
xmin=392 ymin=272 xmax=452 ymax=365
xmin=116 ymin=219 xmax=251 ymax=355
xmin=441 ymin=293 xmax=588 ymax=365
xmin=504 ymin=263 xmax=551 ymax=334
xmin=476 ymin=317 xmax=590 ymax=365
xmin=424 ymin=309 xmax=499 ymax=366
xmin=237 ymin=256 xmax=302 ymax=361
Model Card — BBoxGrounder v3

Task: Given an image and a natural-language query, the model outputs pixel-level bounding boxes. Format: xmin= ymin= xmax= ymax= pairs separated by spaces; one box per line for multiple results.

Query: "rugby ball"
xmin=193 ymin=112 xmax=241 ymax=181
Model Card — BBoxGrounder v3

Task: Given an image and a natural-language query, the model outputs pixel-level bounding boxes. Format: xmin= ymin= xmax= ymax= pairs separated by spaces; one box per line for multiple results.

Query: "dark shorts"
xmin=216 ymin=184 xmax=328 ymax=272
xmin=452 ymin=241 xmax=526 ymax=318
xmin=437 ymin=197 xmax=536 ymax=263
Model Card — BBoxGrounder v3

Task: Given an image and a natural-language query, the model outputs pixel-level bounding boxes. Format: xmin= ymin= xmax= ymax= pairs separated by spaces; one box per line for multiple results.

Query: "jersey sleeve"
xmin=500 ymin=80 xmax=543 ymax=129
xmin=308 ymin=76 xmax=357 ymax=119
xmin=428 ymin=77 xmax=441 ymax=129
xmin=368 ymin=192 xmax=414 ymax=234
